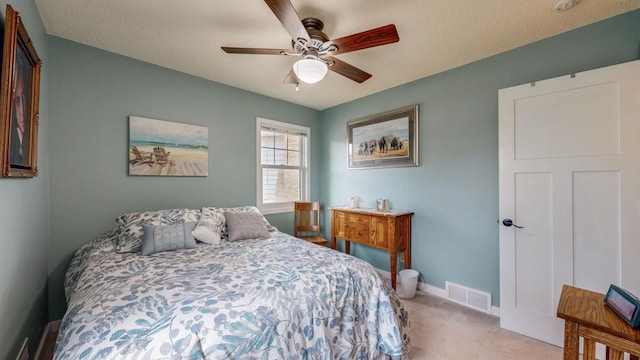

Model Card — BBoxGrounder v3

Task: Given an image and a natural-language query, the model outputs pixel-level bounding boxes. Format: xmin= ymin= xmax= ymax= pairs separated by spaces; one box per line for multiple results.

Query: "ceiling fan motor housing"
xmin=292 ymin=17 xmax=334 ymax=53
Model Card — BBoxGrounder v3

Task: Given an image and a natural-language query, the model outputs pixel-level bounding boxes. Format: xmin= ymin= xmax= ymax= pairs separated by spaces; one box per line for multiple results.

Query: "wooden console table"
xmin=329 ymin=206 xmax=413 ymax=290
xmin=557 ymin=285 xmax=640 ymax=360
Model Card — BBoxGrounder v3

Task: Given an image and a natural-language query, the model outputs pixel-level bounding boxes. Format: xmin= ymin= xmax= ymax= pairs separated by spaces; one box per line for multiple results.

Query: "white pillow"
xmin=192 ymin=207 xmax=225 ymax=245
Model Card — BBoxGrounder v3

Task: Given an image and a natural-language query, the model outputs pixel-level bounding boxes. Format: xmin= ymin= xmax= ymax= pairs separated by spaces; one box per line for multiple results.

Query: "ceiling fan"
xmin=221 ymin=0 xmax=399 ymax=85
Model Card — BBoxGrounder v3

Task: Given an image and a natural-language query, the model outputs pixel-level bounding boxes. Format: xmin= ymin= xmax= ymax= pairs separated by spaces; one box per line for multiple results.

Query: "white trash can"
xmin=398 ymin=269 xmax=419 ymax=299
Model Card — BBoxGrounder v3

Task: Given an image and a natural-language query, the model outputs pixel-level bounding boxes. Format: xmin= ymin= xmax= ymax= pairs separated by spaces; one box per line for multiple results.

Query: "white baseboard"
xmin=375 ymin=268 xmax=501 ymax=317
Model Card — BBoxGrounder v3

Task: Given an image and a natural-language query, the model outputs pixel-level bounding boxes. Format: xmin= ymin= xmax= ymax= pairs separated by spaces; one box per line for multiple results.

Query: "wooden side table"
xmin=329 ymin=206 xmax=413 ymax=290
xmin=557 ymin=285 xmax=640 ymax=360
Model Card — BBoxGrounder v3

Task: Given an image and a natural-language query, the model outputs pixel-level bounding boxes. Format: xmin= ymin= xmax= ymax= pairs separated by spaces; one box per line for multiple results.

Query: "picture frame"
xmin=347 ymin=104 xmax=419 ymax=169
xmin=128 ymin=116 xmax=209 ymax=177
xmin=0 ymin=5 xmax=42 ymax=178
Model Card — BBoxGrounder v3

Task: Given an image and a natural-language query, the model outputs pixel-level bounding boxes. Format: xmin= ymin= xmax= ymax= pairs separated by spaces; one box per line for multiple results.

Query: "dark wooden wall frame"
xmin=0 ymin=5 xmax=42 ymax=178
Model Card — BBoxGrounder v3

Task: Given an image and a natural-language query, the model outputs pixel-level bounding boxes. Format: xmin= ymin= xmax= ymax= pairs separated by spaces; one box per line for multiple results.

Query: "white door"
xmin=498 ymin=60 xmax=640 ymax=347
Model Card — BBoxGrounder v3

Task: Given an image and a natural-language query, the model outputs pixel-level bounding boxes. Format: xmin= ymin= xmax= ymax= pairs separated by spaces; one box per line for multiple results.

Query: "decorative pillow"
xmin=224 ymin=211 xmax=271 ymax=241
xmin=115 ymin=208 xmax=200 ymax=253
xmin=192 ymin=207 xmax=225 ymax=245
xmin=202 ymin=206 xmax=276 ymax=240
xmin=141 ymin=221 xmax=197 ymax=256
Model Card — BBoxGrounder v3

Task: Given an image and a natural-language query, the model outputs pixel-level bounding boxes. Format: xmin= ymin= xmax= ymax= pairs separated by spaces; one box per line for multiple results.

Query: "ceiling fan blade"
xmin=329 ymin=24 xmax=399 ymax=55
xmin=264 ymin=0 xmax=310 ymax=42
xmin=325 ymin=56 xmax=372 ymax=83
xmin=283 ymin=69 xmax=298 ymax=84
xmin=221 ymin=47 xmax=289 ymax=55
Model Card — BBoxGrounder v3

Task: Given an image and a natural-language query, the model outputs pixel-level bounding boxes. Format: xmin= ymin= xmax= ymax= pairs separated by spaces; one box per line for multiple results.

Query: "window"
xmin=257 ymin=118 xmax=309 ymax=214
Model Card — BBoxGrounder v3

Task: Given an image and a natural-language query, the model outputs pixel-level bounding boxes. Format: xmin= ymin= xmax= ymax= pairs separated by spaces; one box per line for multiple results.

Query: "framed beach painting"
xmin=347 ymin=104 xmax=419 ymax=169
xmin=0 ymin=5 xmax=42 ymax=178
xmin=128 ymin=116 xmax=208 ymax=176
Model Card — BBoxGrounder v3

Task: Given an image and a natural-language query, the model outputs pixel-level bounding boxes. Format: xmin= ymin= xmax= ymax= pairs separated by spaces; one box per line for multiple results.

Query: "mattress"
xmin=55 ymin=229 xmax=410 ymax=359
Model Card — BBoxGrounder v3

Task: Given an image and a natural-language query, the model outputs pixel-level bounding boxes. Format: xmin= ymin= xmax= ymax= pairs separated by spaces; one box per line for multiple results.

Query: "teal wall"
xmin=0 ymin=1 xmax=49 ymax=359
xmin=46 ymin=37 xmax=321 ymax=320
xmin=319 ymin=10 xmax=640 ymax=307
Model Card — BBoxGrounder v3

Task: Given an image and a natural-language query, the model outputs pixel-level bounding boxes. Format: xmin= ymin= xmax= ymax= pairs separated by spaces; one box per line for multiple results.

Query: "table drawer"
xmin=347 ymin=213 xmax=370 ymax=243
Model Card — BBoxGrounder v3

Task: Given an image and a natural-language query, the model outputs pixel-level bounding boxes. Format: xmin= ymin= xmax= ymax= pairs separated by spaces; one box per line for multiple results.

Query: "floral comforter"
xmin=55 ymin=231 xmax=410 ymax=359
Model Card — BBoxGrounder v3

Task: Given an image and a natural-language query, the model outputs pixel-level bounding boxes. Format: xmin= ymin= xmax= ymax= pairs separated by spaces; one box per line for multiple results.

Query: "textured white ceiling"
xmin=35 ymin=0 xmax=639 ymax=110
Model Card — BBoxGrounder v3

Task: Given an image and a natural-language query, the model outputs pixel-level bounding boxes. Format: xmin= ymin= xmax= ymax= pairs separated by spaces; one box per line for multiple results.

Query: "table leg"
xmin=403 ymin=216 xmax=411 ymax=268
xmin=345 ymin=240 xmax=350 ymax=255
xmin=563 ymin=321 xmax=579 ymax=360
xmin=391 ymin=250 xmax=397 ymax=290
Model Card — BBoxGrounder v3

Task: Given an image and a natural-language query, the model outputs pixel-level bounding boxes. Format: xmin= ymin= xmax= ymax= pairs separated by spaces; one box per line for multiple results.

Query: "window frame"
xmin=256 ymin=117 xmax=310 ymax=214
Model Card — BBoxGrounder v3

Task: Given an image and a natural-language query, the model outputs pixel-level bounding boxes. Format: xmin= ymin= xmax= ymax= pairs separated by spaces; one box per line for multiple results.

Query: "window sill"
xmin=260 ymin=204 xmax=294 ymax=215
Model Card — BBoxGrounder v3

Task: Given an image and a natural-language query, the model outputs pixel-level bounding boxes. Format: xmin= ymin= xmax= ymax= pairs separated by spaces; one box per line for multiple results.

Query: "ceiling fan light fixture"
xmin=293 ymin=58 xmax=328 ymax=84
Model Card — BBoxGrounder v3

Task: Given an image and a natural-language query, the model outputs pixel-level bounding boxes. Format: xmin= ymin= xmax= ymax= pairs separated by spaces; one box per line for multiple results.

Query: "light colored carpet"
xmin=402 ymin=292 xmax=563 ymax=359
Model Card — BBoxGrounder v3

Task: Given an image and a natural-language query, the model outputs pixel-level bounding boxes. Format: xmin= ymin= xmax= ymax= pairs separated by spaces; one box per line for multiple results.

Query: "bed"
xmin=54 ymin=206 xmax=410 ymax=359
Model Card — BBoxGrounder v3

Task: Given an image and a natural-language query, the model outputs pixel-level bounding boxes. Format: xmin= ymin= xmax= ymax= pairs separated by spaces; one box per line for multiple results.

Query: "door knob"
xmin=502 ymin=219 xmax=523 ymax=228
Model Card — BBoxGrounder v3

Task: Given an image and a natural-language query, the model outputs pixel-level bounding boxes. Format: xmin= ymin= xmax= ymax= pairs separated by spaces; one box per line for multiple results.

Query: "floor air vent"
xmin=445 ymin=281 xmax=492 ymax=314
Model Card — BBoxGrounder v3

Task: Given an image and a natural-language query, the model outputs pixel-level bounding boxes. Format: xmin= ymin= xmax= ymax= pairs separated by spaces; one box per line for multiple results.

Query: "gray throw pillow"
xmin=141 ymin=221 xmax=197 ymax=255
xmin=224 ymin=211 xmax=271 ymax=241
xmin=201 ymin=206 xmax=277 ymax=240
